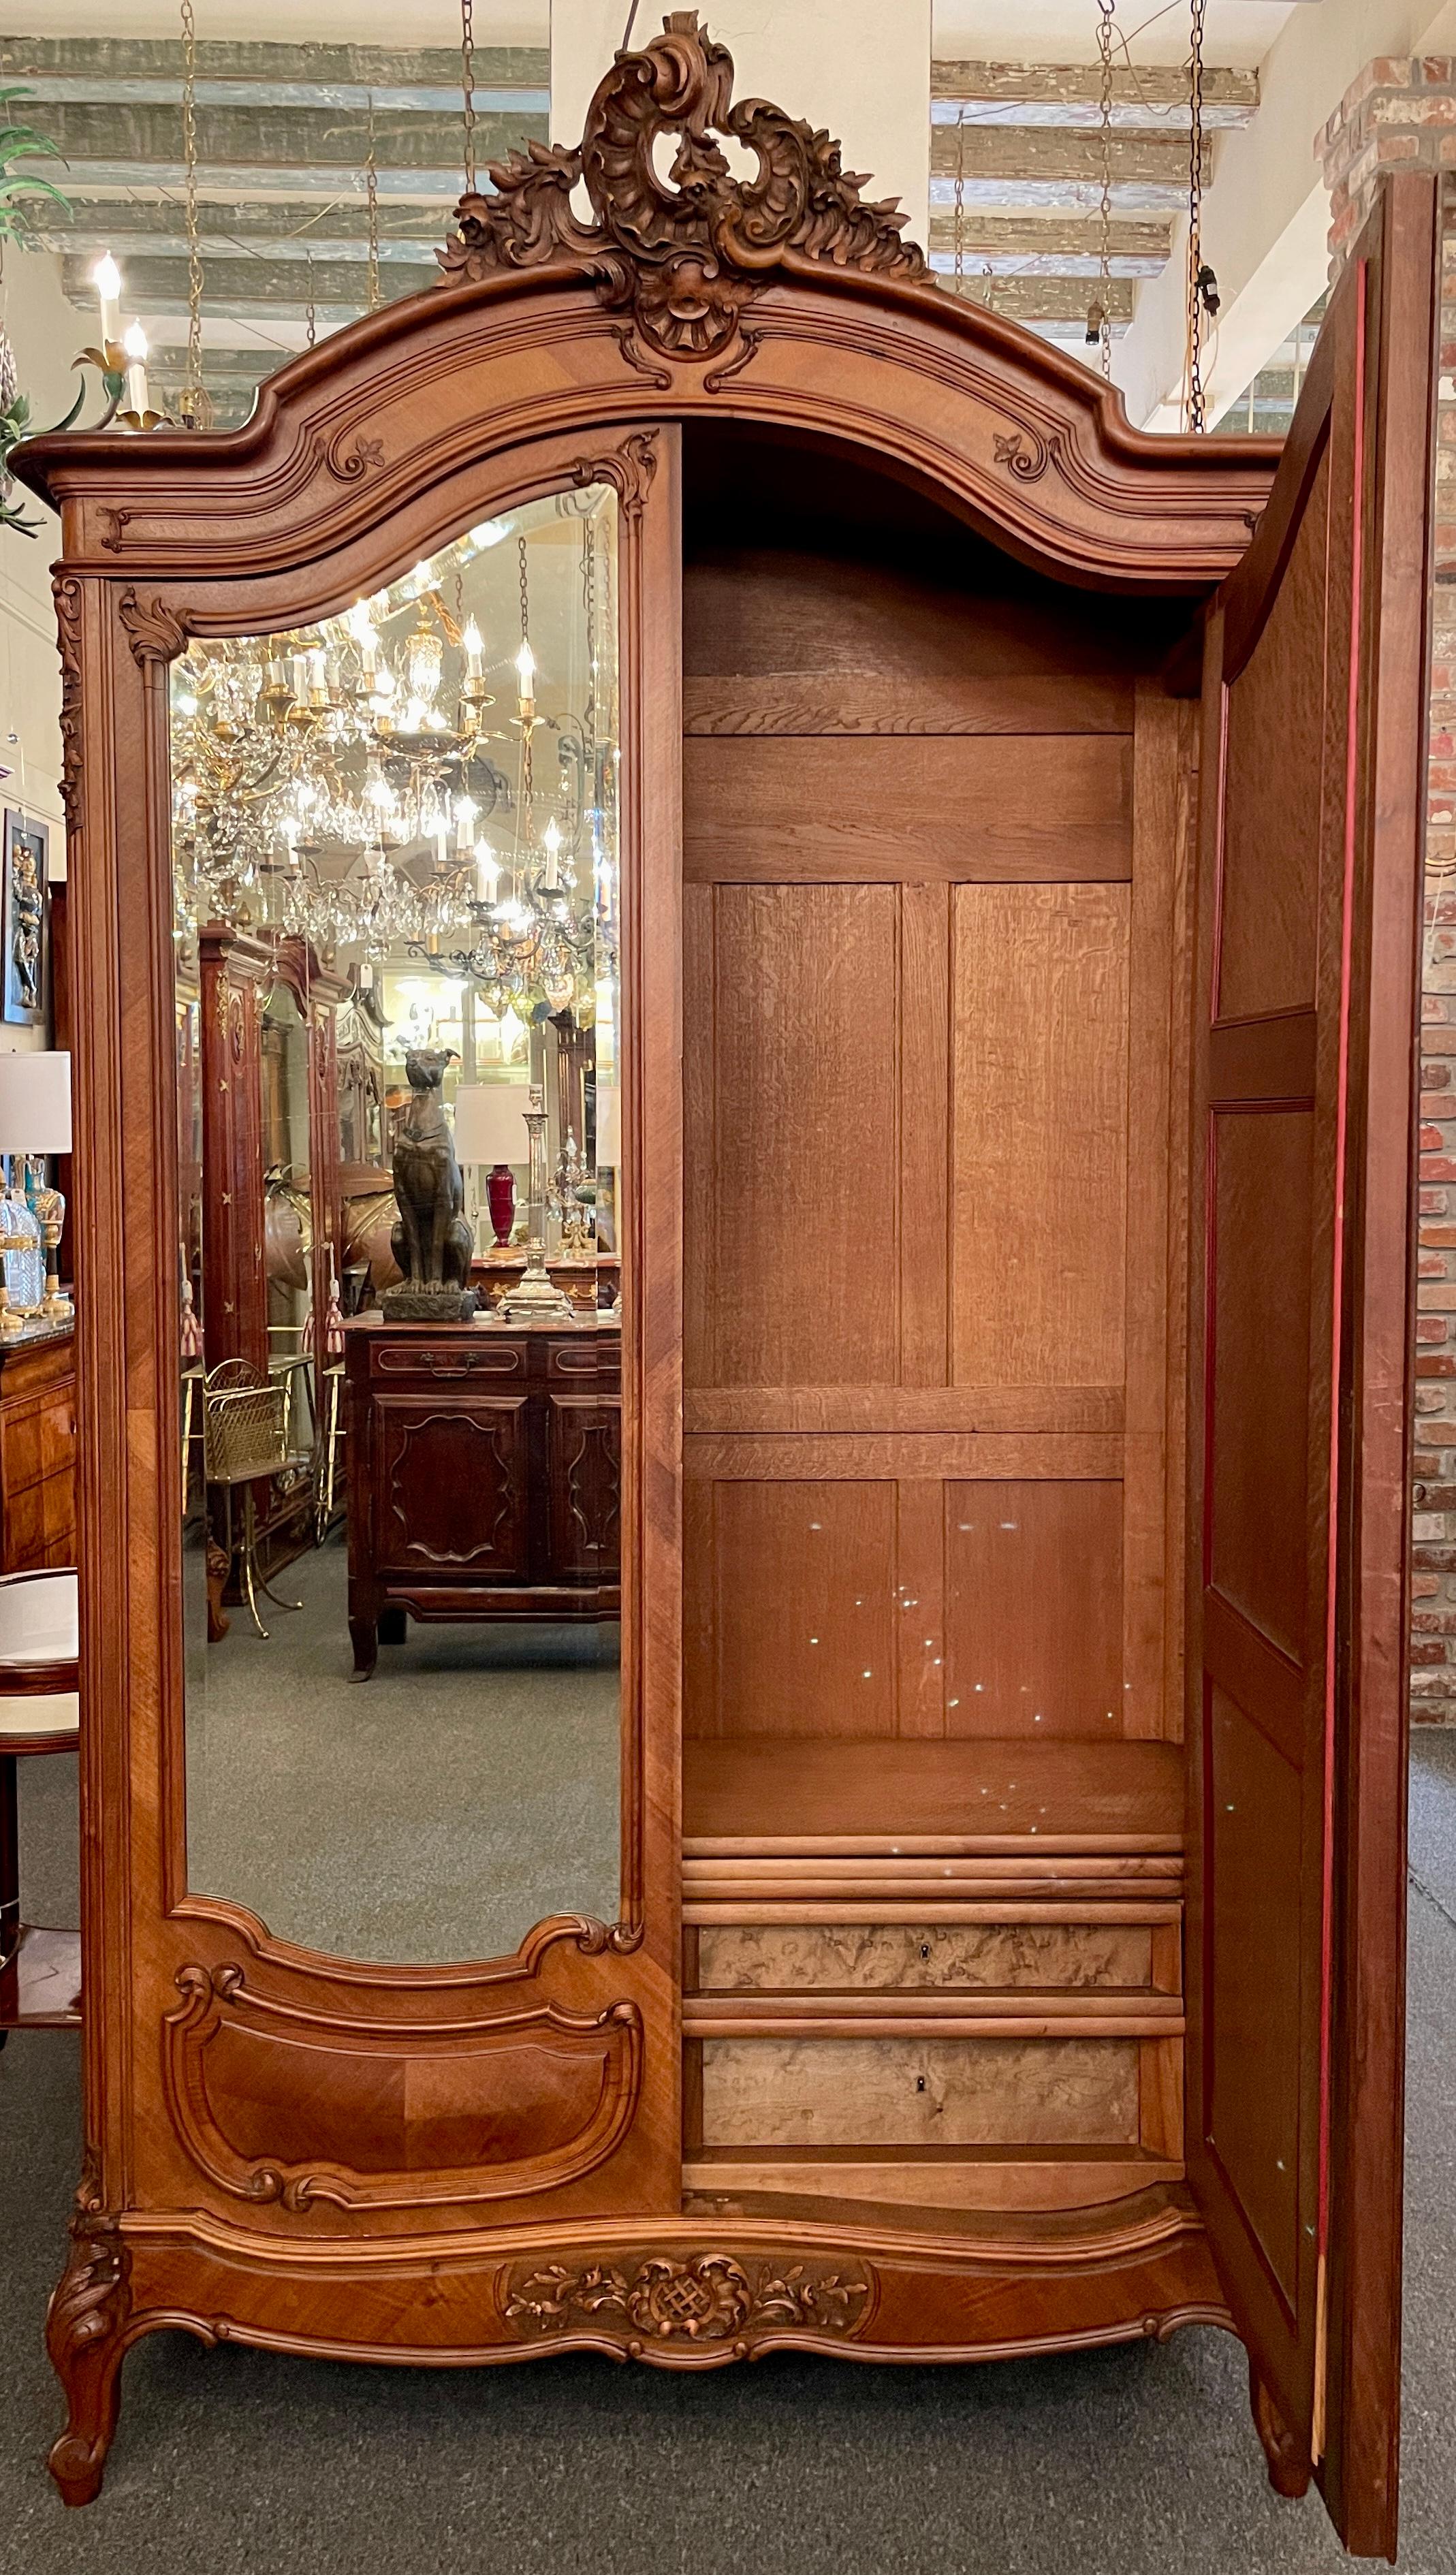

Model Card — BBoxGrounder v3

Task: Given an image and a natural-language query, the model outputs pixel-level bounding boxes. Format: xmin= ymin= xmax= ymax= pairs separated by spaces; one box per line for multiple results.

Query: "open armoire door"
xmin=1187 ymin=175 xmax=1436 ymax=2558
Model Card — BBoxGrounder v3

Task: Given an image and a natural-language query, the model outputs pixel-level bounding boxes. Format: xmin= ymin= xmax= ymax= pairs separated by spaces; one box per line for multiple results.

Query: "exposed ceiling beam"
xmin=939 ymin=272 xmax=1134 ymax=324
xmin=63 ymin=252 xmax=438 ymax=310
xmin=930 ymin=59 xmax=1256 ymax=127
xmin=926 ymin=211 xmax=1170 ymax=275
xmin=16 ymin=101 xmax=541 ymax=174
xmin=0 ymin=35 xmax=548 ymax=104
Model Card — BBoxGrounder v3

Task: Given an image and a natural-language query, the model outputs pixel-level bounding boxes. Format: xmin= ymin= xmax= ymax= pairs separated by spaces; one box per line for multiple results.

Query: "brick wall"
xmin=1320 ymin=61 xmax=1453 ymax=1718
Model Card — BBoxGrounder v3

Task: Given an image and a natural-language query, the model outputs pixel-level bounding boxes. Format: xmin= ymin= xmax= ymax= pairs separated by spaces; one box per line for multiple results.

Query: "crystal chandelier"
xmin=170 ymin=509 xmax=613 ymax=1015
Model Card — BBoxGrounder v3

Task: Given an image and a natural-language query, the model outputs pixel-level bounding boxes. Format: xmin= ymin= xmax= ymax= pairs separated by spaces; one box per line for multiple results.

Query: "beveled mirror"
xmin=175 ymin=481 xmax=624 ymax=1963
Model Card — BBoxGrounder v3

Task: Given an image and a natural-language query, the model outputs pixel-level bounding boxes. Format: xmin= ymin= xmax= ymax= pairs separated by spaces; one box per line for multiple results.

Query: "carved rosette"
xmin=503 ymin=2251 xmax=874 ymax=2351
xmin=437 ymin=10 xmax=927 ymax=379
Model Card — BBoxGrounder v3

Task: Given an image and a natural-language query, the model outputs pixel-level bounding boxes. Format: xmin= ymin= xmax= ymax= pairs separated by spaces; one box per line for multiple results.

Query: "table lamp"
xmin=0 ymin=1052 xmax=72 ymax=1326
xmin=452 ymin=1081 xmax=529 ymax=1246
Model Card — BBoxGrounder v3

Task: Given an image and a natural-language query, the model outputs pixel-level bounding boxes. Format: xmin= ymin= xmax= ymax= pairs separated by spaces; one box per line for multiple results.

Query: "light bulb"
xmin=474 ymin=838 xmax=499 ymax=899
xmin=93 ymin=254 xmax=123 ymax=350
xmin=462 ymin=619 xmax=484 ymax=676
xmin=515 ymin=638 xmax=535 ymax=712
xmin=123 ymin=321 xmax=148 ymax=359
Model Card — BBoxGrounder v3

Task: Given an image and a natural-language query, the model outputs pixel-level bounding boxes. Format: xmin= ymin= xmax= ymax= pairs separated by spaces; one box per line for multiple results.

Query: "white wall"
xmin=550 ymin=0 xmax=932 ymax=249
xmin=1120 ymin=0 xmax=1456 ymax=428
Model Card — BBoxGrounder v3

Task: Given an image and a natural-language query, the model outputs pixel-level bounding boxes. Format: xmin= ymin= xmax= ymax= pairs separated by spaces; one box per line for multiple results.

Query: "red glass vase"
xmin=486 ymin=1163 xmax=516 ymax=1246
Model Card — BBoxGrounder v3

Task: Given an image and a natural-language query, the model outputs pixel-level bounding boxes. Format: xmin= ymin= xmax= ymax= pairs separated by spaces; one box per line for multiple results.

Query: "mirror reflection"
xmin=174 ymin=486 xmax=623 ymax=1963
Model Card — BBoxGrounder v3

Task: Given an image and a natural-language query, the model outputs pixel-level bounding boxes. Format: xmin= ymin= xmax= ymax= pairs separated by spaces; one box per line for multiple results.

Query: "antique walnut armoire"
xmin=16 ymin=17 xmax=1436 ymax=2555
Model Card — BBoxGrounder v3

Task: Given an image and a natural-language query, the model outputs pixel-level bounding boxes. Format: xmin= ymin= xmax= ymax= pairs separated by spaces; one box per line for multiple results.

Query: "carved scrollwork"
xmin=327 ymin=429 xmax=387 ymax=483
xmin=503 ymin=2250 xmax=874 ymax=2349
xmin=569 ymin=427 xmax=659 ymax=523
xmin=46 ymin=2181 xmax=132 ymax=2506
xmin=118 ymin=588 xmax=189 ymax=667
xmin=992 ymin=427 xmax=1053 ymax=485
xmin=52 ymin=575 xmax=84 ymax=835
xmin=437 ymin=11 xmax=927 ymax=373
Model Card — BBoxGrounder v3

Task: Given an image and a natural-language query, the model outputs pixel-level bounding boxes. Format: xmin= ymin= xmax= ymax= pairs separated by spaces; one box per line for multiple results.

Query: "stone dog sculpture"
xmin=381 ymin=1048 xmax=477 ymax=1320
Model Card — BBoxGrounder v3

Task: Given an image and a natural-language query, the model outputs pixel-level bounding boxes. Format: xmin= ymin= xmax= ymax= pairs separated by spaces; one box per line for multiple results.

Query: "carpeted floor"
xmin=185 ymin=1534 xmax=621 ymax=1961
xmin=1 ymin=1735 xmax=1455 ymax=2574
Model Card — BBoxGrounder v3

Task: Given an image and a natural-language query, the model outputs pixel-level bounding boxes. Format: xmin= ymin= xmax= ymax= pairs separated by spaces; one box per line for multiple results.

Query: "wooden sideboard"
xmin=0 ymin=1323 xmax=76 ymax=1574
xmin=343 ymin=1313 xmax=620 ymax=1678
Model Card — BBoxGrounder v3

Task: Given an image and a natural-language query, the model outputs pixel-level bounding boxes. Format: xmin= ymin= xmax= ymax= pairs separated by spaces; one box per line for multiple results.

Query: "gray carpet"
xmin=1 ymin=1739 xmax=1454 ymax=2572
xmin=185 ymin=1535 xmax=620 ymax=1961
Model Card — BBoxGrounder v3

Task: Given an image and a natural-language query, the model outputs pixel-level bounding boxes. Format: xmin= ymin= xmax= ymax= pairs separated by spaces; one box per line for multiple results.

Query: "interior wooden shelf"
xmin=683 ymin=1737 xmax=1185 ymax=1856
xmin=0 ymin=1924 xmax=81 ymax=2029
xmin=684 ymin=1989 xmax=1184 ymax=2040
xmin=682 ymin=2143 xmax=1188 ymax=2222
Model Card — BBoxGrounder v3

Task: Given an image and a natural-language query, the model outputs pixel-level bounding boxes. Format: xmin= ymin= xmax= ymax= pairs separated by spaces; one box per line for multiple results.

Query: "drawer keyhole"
xmin=919 ymin=1942 xmax=932 ymax=1962
xmin=915 ymin=2074 xmax=927 ymax=2093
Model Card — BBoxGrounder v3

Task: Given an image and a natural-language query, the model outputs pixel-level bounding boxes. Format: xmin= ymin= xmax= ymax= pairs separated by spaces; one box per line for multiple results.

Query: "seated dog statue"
xmin=382 ymin=1047 xmax=477 ymax=1321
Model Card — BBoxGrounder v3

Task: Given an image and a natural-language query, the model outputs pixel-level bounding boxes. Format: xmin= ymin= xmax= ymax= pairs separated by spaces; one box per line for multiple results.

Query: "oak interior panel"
xmin=943 ymin=1481 xmax=1124 ymax=1738
xmin=687 ymin=1480 xmax=900 ymax=1739
xmin=951 ymin=882 xmax=1130 ymax=1391
xmin=698 ymin=882 xmax=900 ymax=1389
xmin=682 ymin=733 xmax=1133 ymax=881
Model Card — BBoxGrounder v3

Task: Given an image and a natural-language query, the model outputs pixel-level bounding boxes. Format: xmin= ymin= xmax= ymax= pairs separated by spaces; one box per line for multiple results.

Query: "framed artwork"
xmin=1 ymin=808 xmax=46 ymax=1026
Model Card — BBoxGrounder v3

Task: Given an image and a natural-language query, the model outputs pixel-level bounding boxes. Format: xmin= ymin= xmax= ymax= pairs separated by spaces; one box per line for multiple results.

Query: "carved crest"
xmin=503 ymin=2250 xmax=873 ymax=2348
xmin=437 ymin=10 xmax=928 ymax=374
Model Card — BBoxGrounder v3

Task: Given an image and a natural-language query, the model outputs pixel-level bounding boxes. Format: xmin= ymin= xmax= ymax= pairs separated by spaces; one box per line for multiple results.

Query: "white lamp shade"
xmin=595 ymin=1083 xmax=620 ymax=1168
xmin=0 ymin=1050 xmax=71 ymax=1154
xmin=451 ymin=1081 xmax=528 ymax=1166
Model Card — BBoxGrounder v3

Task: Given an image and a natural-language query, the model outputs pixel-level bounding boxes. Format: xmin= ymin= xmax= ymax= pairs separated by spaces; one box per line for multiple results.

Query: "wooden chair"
xmin=0 ymin=1566 xmax=79 ymax=2038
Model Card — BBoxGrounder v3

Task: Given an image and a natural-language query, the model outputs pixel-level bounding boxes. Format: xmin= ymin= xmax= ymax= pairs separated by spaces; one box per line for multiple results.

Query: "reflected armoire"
xmin=16 ymin=17 xmax=1434 ymax=2557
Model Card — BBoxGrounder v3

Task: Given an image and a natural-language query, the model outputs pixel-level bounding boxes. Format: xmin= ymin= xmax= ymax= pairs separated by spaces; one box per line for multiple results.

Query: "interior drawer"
xmin=696 ymin=1921 xmax=1157 ymax=1993
xmin=700 ymin=2035 xmax=1141 ymax=2150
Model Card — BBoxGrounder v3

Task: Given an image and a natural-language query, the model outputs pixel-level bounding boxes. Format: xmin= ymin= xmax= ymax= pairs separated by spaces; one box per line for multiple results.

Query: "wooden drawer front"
xmin=547 ymin=1338 xmax=620 ymax=1391
xmin=697 ymin=1921 xmax=1156 ymax=1993
xmin=700 ymin=2036 xmax=1139 ymax=2149
xmin=374 ymin=1395 xmax=530 ymax=1579
xmin=6 ymin=1470 xmax=74 ymax=1574
xmin=373 ymin=1342 xmax=524 ymax=1382
xmin=3 ymin=1391 xmax=76 ymax=1497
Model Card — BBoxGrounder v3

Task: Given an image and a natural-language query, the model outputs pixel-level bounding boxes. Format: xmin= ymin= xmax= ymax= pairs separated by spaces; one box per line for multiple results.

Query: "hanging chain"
xmin=1091 ymin=0 xmax=1116 ymax=378
xmin=365 ymin=93 xmax=381 ymax=313
xmin=518 ymin=535 xmax=533 ymax=836
xmin=304 ymin=253 xmax=317 ymax=349
xmin=461 ymin=0 xmax=478 ymax=195
xmin=953 ymin=108 xmax=966 ymax=294
xmin=178 ymin=0 xmax=210 ymax=427
xmin=1186 ymin=0 xmax=1207 ymax=432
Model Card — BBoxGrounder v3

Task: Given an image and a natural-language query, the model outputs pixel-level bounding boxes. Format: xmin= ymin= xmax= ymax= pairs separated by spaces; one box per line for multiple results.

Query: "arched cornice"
xmin=15 ymin=9 xmax=1278 ymax=596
